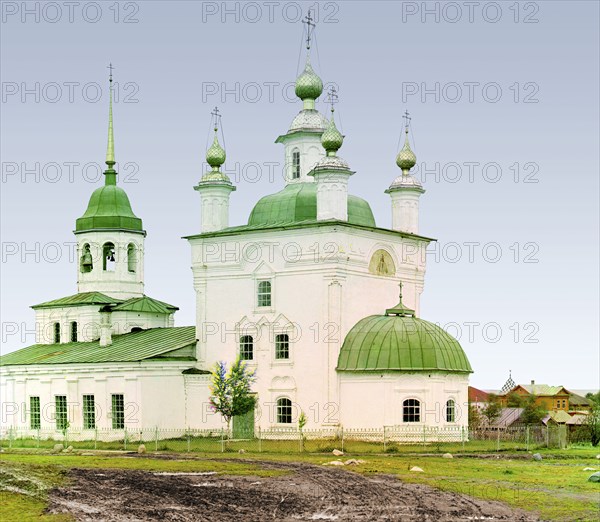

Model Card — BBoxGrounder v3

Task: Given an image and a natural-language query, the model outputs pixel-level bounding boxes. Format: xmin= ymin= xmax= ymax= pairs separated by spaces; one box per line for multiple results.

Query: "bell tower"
xmin=75 ymin=66 xmax=146 ymax=299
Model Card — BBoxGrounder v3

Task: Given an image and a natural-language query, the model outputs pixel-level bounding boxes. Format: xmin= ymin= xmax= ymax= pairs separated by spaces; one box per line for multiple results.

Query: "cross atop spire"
xmin=105 ymin=63 xmax=116 ymax=175
xmin=303 ymin=9 xmax=316 ymax=51
xmin=107 ymin=63 xmax=115 ymax=83
xmin=385 ymin=279 xmax=415 ymax=317
xmin=327 ymin=85 xmax=338 ymax=113
xmin=403 ymin=110 xmax=411 ymax=132
xmin=211 ymin=106 xmax=222 ymax=132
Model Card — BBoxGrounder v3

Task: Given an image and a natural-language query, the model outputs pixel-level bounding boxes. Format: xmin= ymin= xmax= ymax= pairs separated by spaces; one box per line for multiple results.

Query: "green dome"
xmin=248 ymin=183 xmax=375 ymax=227
xmin=321 ymin=116 xmax=344 ymax=153
xmin=76 ymin=183 xmax=143 ymax=232
xmin=295 ymin=59 xmax=323 ymax=101
xmin=338 ymin=315 xmax=473 ymax=373
xmin=396 ymin=131 xmax=417 ymax=171
xmin=206 ymin=134 xmax=226 ymax=168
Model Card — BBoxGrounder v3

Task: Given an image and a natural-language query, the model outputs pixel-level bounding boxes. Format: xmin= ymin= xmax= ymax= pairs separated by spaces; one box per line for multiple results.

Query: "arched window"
xmin=127 ymin=244 xmax=136 ymax=273
xmin=257 ymin=280 xmax=271 ymax=307
xmin=240 ymin=335 xmax=254 ymax=361
xmin=446 ymin=399 xmax=456 ymax=423
xmin=53 ymin=322 xmax=61 ymax=344
xmin=80 ymin=243 xmax=93 ymax=273
xmin=403 ymin=399 xmax=421 ymax=423
xmin=275 ymin=334 xmax=289 ymax=360
xmin=103 ymin=242 xmax=116 ymax=271
xmin=292 ymin=149 xmax=300 ymax=179
xmin=276 ymin=397 xmax=292 ymax=424
xmin=70 ymin=321 xmax=78 ymax=342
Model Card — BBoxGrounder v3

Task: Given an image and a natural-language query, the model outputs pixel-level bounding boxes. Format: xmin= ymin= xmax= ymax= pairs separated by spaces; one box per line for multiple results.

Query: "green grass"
xmin=1 ymin=449 xmax=599 ymax=522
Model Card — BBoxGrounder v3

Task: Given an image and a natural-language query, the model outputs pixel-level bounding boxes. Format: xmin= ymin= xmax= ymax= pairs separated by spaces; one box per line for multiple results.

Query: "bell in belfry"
xmin=80 ymin=245 xmax=93 ymax=273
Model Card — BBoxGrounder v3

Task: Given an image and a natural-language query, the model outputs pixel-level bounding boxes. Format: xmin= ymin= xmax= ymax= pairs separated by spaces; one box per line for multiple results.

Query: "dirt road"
xmin=47 ymin=459 xmax=540 ymax=521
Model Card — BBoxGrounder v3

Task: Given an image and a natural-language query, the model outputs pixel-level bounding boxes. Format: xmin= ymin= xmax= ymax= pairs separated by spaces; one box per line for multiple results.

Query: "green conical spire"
xmin=104 ymin=64 xmax=116 ymax=186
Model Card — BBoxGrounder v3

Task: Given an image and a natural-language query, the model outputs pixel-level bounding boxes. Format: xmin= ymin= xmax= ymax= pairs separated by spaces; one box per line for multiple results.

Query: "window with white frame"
xmin=275 ymin=334 xmax=290 ymax=360
xmin=30 ymin=397 xmax=41 ymax=430
xmin=292 ymin=149 xmax=300 ymax=179
xmin=83 ymin=395 xmax=96 ymax=429
xmin=402 ymin=398 xmax=421 ymax=423
xmin=55 ymin=395 xmax=68 ymax=430
xmin=53 ymin=322 xmax=61 ymax=344
xmin=111 ymin=394 xmax=125 ymax=429
xmin=240 ymin=335 xmax=254 ymax=361
xmin=70 ymin=321 xmax=78 ymax=342
xmin=446 ymin=399 xmax=456 ymax=422
xmin=276 ymin=397 xmax=293 ymax=424
xmin=257 ymin=280 xmax=272 ymax=307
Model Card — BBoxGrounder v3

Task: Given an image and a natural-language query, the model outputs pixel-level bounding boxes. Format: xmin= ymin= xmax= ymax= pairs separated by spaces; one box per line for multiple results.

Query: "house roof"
xmin=0 ymin=326 xmax=196 ymax=366
xmin=469 ymin=386 xmax=490 ymax=403
xmin=31 ymin=293 xmax=178 ymax=315
xmin=507 ymin=384 xmax=570 ymax=397
xmin=569 ymin=393 xmax=591 ymax=406
xmin=490 ymin=407 xmax=525 ymax=427
xmin=31 ymin=292 xmax=121 ymax=309
xmin=109 ymin=296 xmax=179 ymax=314
xmin=543 ymin=410 xmax=572 ymax=424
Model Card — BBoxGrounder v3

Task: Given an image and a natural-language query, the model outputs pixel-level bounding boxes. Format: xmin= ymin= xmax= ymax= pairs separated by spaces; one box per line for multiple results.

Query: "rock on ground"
xmin=53 ymin=444 xmax=64 ymax=453
xmin=332 ymin=449 xmax=344 ymax=456
xmin=410 ymin=466 xmax=424 ymax=472
xmin=442 ymin=453 xmax=453 ymax=459
xmin=137 ymin=444 xmax=146 ymax=454
xmin=532 ymin=453 xmax=542 ymax=461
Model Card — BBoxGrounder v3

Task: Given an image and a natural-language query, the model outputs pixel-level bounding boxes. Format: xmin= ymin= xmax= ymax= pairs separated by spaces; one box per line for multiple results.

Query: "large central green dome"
xmin=76 ymin=183 xmax=143 ymax=232
xmin=248 ymin=183 xmax=376 ymax=227
xmin=338 ymin=315 xmax=472 ymax=373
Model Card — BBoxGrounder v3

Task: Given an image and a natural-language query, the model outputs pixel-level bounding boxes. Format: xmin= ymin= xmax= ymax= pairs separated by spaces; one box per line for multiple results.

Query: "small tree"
xmin=506 ymin=392 xmax=524 ymax=407
xmin=585 ymin=394 xmax=600 ymax=446
xmin=520 ymin=395 xmax=547 ymax=425
xmin=482 ymin=394 xmax=503 ymax=425
xmin=209 ymin=357 xmax=257 ymax=436
xmin=468 ymin=403 xmax=483 ymax=430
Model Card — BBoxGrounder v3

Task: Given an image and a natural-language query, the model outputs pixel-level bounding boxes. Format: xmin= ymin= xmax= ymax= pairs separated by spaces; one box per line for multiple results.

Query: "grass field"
xmin=1 ymin=447 xmax=599 ymax=521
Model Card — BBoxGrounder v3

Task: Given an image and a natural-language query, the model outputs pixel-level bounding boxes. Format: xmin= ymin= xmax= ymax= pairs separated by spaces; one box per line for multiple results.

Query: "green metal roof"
xmin=248 ymin=183 xmax=375 ymax=228
xmin=32 ymin=292 xmax=121 ymax=310
xmin=337 ymin=315 xmax=473 ymax=373
xmin=184 ymin=219 xmax=435 ymax=243
xmin=0 ymin=326 xmax=196 ymax=366
xmin=110 ymin=296 xmax=179 ymax=314
xmin=75 ymin=184 xmax=143 ymax=233
xmin=518 ymin=384 xmax=569 ymax=396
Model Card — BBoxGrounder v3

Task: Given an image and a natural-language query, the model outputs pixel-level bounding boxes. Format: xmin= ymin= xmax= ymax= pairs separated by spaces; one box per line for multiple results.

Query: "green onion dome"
xmin=295 ymin=58 xmax=323 ymax=101
xmin=396 ymin=129 xmax=417 ymax=172
xmin=206 ymin=133 xmax=226 ymax=168
xmin=321 ymin=114 xmax=344 ymax=154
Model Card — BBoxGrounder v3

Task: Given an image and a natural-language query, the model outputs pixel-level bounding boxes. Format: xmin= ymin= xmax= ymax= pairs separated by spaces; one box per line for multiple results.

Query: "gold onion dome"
xmin=295 ymin=57 xmax=323 ymax=101
xmin=206 ymin=130 xmax=226 ymax=168
xmin=321 ymin=112 xmax=344 ymax=154
xmin=396 ymin=129 xmax=417 ymax=171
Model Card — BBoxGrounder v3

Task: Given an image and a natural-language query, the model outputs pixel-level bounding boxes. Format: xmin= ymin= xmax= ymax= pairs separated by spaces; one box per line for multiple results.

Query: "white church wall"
xmin=0 ymin=362 xmax=194 ymax=433
xmin=35 ymin=305 xmax=102 ymax=344
xmin=188 ymin=224 xmax=432 ymax=430
xmin=338 ymin=372 xmax=470 ymax=431
xmin=76 ymin=230 xmax=145 ymax=299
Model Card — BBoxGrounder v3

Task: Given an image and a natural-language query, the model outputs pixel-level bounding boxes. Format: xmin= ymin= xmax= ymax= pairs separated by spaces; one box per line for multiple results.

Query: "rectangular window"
xmin=257 ymin=280 xmax=272 ymax=307
xmin=240 ymin=336 xmax=254 ymax=361
xmin=53 ymin=322 xmax=61 ymax=344
xmin=70 ymin=321 xmax=78 ymax=342
xmin=275 ymin=334 xmax=290 ymax=360
xmin=55 ymin=395 xmax=68 ymax=430
xmin=30 ymin=397 xmax=41 ymax=430
xmin=111 ymin=394 xmax=125 ymax=429
xmin=83 ymin=395 xmax=96 ymax=430
xmin=292 ymin=150 xmax=300 ymax=179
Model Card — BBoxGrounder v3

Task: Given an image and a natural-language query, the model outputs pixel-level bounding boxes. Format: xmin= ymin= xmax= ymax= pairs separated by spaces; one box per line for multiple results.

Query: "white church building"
xmin=1 ymin=32 xmax=472 ymax=437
